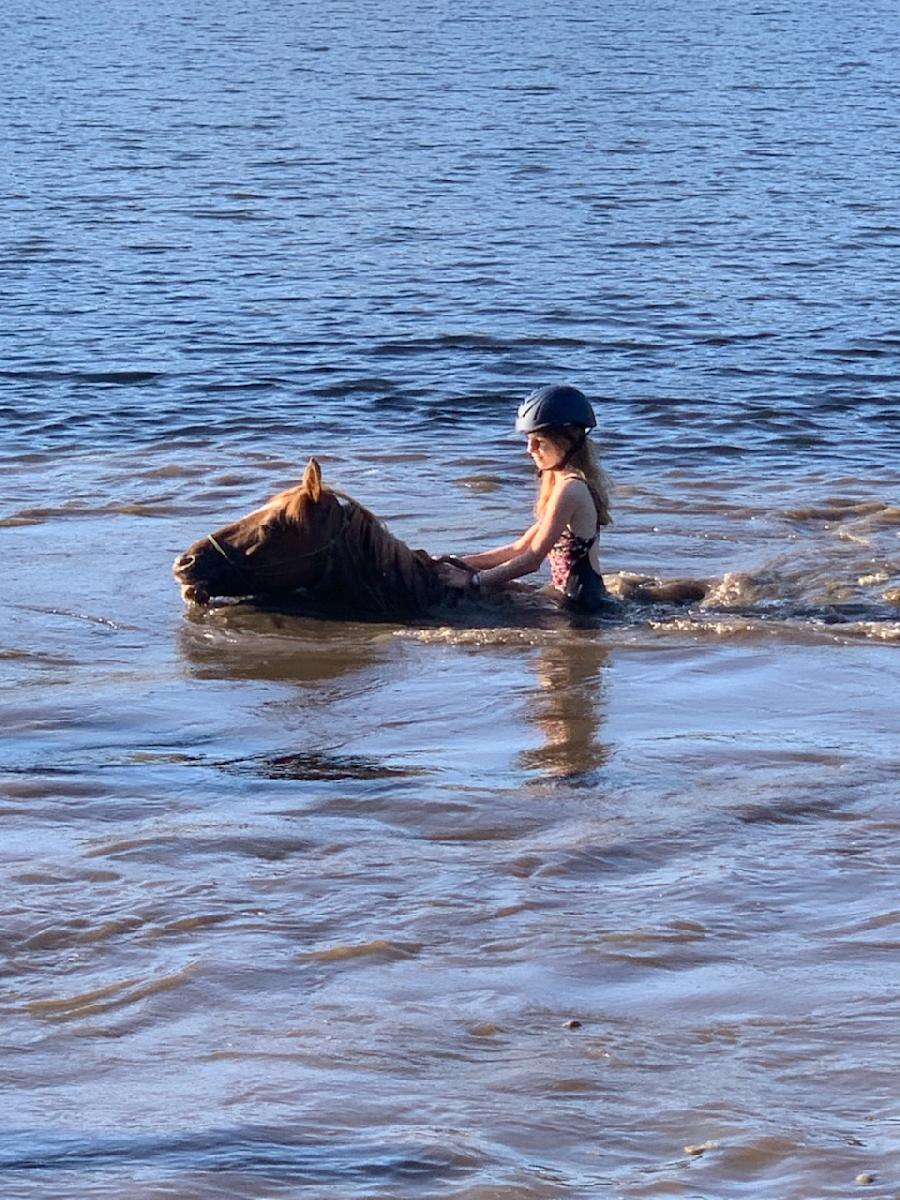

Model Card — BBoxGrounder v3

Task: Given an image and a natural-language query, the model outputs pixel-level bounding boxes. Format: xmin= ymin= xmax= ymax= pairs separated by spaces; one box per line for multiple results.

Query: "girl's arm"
xmin=477 ymin=484 xmax=578 ymax=588
xmin=461 ymin=523 xmax=539 ymax=569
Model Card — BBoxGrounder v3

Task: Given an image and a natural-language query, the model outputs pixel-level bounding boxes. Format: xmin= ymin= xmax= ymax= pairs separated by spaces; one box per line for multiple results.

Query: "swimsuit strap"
xmin=560 ymin=473 xmax=605 ymax=533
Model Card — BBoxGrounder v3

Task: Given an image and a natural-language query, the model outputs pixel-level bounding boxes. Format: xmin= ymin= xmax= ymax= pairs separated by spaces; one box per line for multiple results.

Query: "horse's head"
xmin=173 ymin=458 xmax=344 ymax=605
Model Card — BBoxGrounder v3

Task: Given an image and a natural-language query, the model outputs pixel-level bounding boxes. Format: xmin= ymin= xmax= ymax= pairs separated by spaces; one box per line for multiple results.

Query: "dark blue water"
xmin=5 ymin=0 xmax=900 ymax=470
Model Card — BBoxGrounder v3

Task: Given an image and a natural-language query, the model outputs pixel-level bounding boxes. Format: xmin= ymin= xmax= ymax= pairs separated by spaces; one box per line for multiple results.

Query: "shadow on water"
xmin=224 ymin=750 xmax=431 ymax=782
xmin=0 ymin=1127 xmax=475 ymax=1187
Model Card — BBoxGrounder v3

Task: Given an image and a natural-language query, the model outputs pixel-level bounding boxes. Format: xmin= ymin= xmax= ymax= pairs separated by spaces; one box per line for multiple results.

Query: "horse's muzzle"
xmin=180 ymin=584 xmax=210 ymax=606
xmin=173 ymin=552 xmax=196 ymax=577
xmin=173 ymin=553 xmax=211 ymax=605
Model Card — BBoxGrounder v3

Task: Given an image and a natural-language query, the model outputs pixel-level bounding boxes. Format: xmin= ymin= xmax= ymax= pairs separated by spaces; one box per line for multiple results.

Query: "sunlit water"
xmin=2 ymin=1 xmax=900 ymax=1197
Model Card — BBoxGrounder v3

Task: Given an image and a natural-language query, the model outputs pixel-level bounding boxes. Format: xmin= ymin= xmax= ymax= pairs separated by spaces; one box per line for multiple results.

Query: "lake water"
xmin=2 ymin=1 xmax=900 ymax=1197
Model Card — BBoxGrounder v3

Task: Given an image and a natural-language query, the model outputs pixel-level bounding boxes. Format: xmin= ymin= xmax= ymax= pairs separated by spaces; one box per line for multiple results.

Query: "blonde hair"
xmin=535 ymin=427 xmax=611 ymax=525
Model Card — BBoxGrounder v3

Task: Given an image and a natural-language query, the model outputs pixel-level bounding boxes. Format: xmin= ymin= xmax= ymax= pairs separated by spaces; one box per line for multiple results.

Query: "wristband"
xmin=470 ymin=571 xmax=482 ymax=590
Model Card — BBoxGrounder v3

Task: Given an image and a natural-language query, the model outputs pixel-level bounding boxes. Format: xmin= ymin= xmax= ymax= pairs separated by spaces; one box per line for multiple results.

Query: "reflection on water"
xmin=176 ymin=610 xmax=386 ymax=685
xmin=519 ymin=635 xmax=611 ymax=782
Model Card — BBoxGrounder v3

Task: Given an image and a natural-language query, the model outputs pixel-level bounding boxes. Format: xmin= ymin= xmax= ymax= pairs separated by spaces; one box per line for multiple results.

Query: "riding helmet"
xmin=514 ymin=385 xmax=596 ymax=434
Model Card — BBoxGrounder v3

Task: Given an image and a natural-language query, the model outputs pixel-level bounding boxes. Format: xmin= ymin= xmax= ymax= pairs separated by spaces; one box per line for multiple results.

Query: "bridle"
xmin=197 ymin=493 xmax=427 ymax=616
xmin=205 ymin=501 xmax=350 ymax=574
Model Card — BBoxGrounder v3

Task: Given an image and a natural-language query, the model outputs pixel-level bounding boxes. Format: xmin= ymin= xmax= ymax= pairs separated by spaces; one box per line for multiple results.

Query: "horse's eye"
xmin=245 ymin=522 xmax=276 ymax=557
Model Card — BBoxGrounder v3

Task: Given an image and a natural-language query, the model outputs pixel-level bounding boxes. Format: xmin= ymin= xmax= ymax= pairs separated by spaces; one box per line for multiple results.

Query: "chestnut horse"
xmin=173 ymin=459 xmax=461 ymax=619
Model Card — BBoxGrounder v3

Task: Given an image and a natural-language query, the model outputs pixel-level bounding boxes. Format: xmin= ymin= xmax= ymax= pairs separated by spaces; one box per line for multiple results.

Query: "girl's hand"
xmin=437 ymin=561 xmax=475 ymax=590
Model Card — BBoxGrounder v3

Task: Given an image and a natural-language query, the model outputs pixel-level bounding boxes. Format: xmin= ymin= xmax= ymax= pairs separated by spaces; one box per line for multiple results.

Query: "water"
xmin=2 ymin=1 xmax=900 ymax=1196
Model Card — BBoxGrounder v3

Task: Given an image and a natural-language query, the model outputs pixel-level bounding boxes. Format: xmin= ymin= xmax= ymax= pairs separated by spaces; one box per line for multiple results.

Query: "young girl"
xmin=439 ymin=385 xmax=620 ymax=613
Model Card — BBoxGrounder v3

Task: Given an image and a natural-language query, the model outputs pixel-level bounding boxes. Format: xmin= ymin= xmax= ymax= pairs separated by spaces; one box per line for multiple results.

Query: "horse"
xmin=173 ymin=458 xmax=710 ymax=622
xmin=173 ymin=458 xmax=471 ymax=620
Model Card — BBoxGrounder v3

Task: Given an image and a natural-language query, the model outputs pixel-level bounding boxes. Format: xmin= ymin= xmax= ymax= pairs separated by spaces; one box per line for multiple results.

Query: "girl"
xmin=439 ymin=385 xmax=620 ymax=613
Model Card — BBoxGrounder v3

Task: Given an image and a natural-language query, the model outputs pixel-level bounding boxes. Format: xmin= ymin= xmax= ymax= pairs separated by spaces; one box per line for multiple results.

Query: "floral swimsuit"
xmin=549 ymin=528 xmax=597 ymax=591
xmin=547 ymin=479 xmax=619 ymax=614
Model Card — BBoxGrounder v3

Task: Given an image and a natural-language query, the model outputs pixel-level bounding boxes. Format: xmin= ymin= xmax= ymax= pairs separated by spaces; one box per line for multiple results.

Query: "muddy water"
xmin=4 ymin=0 xmax=900 ymax=1196
xmin=3 ymin=442 xmax=899 ymax=1199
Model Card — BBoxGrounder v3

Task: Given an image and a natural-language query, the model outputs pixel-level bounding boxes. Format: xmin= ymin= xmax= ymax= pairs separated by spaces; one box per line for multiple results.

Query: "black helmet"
xmin=515 ymin=385 xmax=596 ymax=434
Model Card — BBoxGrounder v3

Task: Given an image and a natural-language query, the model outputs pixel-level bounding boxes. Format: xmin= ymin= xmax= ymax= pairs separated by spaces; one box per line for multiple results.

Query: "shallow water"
xmin=3 ymin=0 xmax=900 ymax=1197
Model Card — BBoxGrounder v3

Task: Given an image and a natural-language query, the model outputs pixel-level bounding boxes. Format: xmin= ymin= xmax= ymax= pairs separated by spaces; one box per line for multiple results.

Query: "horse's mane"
xmin=266 ymin=480 xmax=443 ymax=616
xmin=263 ymin=483 xmax=317 ymax=525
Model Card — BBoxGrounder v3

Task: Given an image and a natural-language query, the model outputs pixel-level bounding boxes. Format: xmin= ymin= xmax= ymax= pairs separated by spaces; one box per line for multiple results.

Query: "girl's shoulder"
xmin=557 ymin=473 xmax=607 ymax=526
xmin=547 ymin=473 xmax=593 ymax=516
xmin=557 ymin=472 xmax=592 ymax=498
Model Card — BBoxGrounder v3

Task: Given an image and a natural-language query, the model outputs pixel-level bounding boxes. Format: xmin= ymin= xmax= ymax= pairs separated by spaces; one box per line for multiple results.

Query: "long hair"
xmin=535 ymin=426 xmax=612 ymax=525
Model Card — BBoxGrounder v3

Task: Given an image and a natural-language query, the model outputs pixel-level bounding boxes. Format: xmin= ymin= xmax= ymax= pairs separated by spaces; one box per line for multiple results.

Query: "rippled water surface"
xmin=3 ymin=1 xmax=900 ymax=1197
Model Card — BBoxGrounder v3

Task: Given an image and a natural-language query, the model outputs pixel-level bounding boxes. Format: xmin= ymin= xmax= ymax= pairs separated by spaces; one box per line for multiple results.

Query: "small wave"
xmin=85 ymin=831 xmax=318 ymax=863
xmin=500 ymin=82 xmax=560 ymax=93
xmin=20 ymin=916 xmax=144 ymax=952
xmin=193 ymin=379 xmax=282 ymax=394
xmin=368 ymin=334 xmax=511 ymax=357
xmin=731 ymin=797 xmax=848 ymax=825
xmin=188 ymin=208 xmax=267 ymax=221
xmin=223 ymin=750 xmax=425 ymax=782
xmin=27 ymin=962 xmax=197 ymax=1021
xmin=0 ymin=369 xmax=161 ymax=385
xmin=300 ymin=939 xmax=422 ymax=963
xmin=452 ymin=473 xmax=504 ymax=493
xmin=315 ymin=376 xmax=400 ymax=398
xmin=644 ymin=612 xmax=900 ymax=645
xmin=0 ymin=499 xmax=183 ymax=525
xmin=783 ymin=498 xmax=893 ymax=522
xmin=8 ymin=603 xmax=137 ymax=631
xmin=699 ymin=331 xmax=779 ymax=345
xmin=0 ymin=647 xmax=78 ymax=666
xmin=0 ymin=1128 xmax=475 ymax=1181
xmin=700 ymin=570 xmax=780 ymax=608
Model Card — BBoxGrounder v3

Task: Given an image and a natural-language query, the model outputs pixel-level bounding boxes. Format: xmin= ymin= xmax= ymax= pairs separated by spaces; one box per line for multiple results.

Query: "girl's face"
xmin=526 ymin=432 xmax=563 ymax=471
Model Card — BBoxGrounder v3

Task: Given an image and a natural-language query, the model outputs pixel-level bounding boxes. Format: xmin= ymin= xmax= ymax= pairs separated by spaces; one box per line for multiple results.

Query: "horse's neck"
xmin=353 ymin=501 xmax=431 ymax=577
xmin=325 ymin=499 xmax=439 ymax=613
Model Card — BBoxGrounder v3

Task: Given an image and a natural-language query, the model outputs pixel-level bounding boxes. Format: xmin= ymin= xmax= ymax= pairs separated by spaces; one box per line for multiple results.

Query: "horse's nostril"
xmin=174 ymin=553 xmax=196 ymax=573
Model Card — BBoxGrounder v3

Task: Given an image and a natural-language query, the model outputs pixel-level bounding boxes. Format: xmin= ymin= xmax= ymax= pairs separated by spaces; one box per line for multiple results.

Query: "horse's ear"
xmin=302 ymin=457 xmax=323 ymax=502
